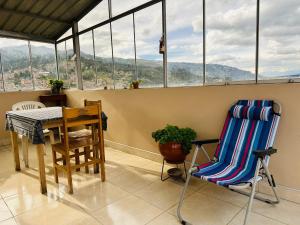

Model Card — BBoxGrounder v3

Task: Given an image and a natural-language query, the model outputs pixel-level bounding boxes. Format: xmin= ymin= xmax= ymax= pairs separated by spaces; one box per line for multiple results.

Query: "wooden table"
xmin=9 ymin=118 xmax=62 ymax=194
xmin=6 ymin=107 xmax=107 ymax=194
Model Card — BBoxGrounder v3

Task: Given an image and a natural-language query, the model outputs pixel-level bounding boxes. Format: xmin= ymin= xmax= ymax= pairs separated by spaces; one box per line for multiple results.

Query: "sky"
xmin=0 ymin=0 xmax=299 ymax=77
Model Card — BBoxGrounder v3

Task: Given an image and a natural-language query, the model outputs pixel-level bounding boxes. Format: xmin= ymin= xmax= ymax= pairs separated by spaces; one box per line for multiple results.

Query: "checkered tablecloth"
xmin=6 ymin=107 xmax=108 ymax=144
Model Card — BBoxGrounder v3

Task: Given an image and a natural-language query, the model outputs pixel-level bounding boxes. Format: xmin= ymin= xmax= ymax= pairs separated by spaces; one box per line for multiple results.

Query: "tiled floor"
xmin=0 ymin=144 xmax=299 ymax=225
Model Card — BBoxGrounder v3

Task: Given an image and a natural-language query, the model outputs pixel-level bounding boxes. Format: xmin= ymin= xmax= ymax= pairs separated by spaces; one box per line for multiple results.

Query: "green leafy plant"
xmin=152 ymin=125 xmax=197 ymax=154
xmin=130 ymin=80 xmax=141 ymax=89
xmin=49 ymin=79 xmax=64 ymax=94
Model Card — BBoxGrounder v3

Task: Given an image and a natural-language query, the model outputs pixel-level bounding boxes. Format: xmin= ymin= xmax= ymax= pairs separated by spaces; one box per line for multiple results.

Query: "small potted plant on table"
xmin=49 ymin=79 xmax=64 ymax=95
xmin=130 ymin=80 xmax=141 ymax=89
xmin=152 ymin=125 xmax=197 ymax=180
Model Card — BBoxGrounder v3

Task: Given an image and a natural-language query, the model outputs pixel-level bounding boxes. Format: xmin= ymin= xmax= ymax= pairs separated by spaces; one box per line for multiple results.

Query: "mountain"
xmin=1 ymin=45 xmax=298 ymax=86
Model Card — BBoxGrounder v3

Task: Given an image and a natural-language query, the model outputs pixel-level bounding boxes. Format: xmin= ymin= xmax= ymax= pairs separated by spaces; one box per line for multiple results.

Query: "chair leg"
xmin=261 ymin=160 xmax=280 ymax=203
xmin=75 ymin=149 xmax=80 ymax=172
xmin=244 ymin=159 xmax=262 ymax=225
xmin=66 ymin=157 xmax=73 ymax=194
xmin=93 ymin=145 xmax=99 ymax=174
xmin=21 ymin=136 xmax=29 ymax=168
xmin=84 ymin=146 xmax=90 ymax=173
xmin=51 ymin=150 xmax=59 ymax=183
xmin=49 ymin=130 xmax=55 ymax=145
xmin=177 ymin=146 xmax=200 ymax=225
xmin=99 ymin=146 xmax=105 ymax=182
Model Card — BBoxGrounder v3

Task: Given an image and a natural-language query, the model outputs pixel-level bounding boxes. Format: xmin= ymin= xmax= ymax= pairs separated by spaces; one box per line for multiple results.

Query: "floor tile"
xmin=0 ymin=218 xmax=17 ymax=225
xmin=92 ymin=195 xmax=162 ymax=225
xmin=0 ymin=200 xmax=13 ymax=222
xmin=15 ymin=201 xmax=101 ymax=225
xmin=198 ymin=182 xmax=249 ymax=207
xmin=146 ymin=213 xmax=181 ymax=225
xmin=168 ymin=192 xmax=241 ymax=225
xmin=135 ymin=179 xmax=203 ymax=210
xmin=107 ymin=167 xmax=159 ymax=193
xmin=228 ymin=209 xmax=287 ymax=225
xmin=4 ymin=192 xmax=54 ymax=216
xmin=252 ymin=194 xmax=300 ymax=225
xmin=61 ymin=182 xmax=130 ymax=212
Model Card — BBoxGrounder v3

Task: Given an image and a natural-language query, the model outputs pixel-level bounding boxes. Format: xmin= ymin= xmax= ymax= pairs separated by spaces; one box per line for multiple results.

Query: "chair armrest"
xmin=253 ymin=147 xmax=277 ymax=158
xmin=192 ymin=139 xmax=219 ymax=146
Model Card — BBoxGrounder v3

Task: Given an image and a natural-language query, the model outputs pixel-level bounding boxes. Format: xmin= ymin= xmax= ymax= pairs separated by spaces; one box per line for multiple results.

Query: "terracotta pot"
xmin=132 ymin=83 xmax=139 ymax=89
xmin=159 ymin=142 xmax=186 ymax=164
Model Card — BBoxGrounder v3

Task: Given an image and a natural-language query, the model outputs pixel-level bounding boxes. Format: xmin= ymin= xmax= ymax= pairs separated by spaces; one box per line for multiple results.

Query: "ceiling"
xmin=0 ymin=0 xmax=103 ymax=43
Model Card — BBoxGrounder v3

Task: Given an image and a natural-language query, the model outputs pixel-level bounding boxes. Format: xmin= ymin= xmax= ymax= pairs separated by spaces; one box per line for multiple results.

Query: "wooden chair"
xmin=65 ymin=100 xmax=105 ymax=167
xmin=51 ymin=105 xmax=105 ymax=194
xmin=12 ymin=101 xmax=54 ymax=167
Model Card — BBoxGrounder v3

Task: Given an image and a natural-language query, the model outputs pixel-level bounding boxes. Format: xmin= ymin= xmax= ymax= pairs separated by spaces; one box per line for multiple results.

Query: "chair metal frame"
xmin=177 ymin=101 xmax=281 ymax=225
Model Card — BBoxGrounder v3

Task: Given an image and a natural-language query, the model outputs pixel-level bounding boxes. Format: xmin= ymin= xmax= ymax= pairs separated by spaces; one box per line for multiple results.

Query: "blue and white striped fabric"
xmin=192 ymin=100 xmax=280 ymax=187
xmin=230 ymin=105 xmax=273 ymax=121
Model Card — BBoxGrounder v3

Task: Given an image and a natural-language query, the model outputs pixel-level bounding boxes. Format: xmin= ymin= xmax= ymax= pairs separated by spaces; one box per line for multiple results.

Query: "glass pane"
xmin=58 ymin=28 xmax=72 ymax=41
xmin=167 ymin=0 xmax=203 ymax=87
xmin=0 ymin=56 xmax=4 ymax=92
xmin=206 ymin=0 xmax=256 ymax=83
xmin=112 ymin=0 xmax=149 ymax=16
xmin=80 ymin=32 xmax=96 ymax=89
xmin=65 ymin=39 xmax=78 ymax=88
xmin=259 ymin=0 xmax=300 ymax=80
xmin=94 ymin=25 xmax=114 ymax=89
xmin=57 ymin=42 xmax=67 ymax=84
xmin=112 ymin=15 xmax=135 ymax=89
xmin=30 ymin=42 xmax=57 ymax=90
xmin=79 ymin=0 xmax=109 ymax=31
xmin=135 ymin=3 xmax=163 ymax=88
xmin=0 ymin=38 xmax=33 ymax=91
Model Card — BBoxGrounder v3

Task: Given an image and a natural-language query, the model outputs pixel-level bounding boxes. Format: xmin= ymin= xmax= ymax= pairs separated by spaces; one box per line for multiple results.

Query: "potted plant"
xmin=130 ymin=80 xmax=141 ymax=89
xmin=49 ymin=79 xmax=64 ymax=95
xmin=152 ymin=125 xmax=197 ymax=163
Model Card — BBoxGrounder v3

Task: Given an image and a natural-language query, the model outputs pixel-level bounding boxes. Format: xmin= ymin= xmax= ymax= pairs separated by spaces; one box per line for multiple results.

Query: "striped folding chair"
xmin=177 ymin=100 xmax=281 ymax=225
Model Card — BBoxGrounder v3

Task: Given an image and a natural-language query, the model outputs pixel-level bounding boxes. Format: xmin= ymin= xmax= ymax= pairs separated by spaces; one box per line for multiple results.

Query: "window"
xmin=65 ymin=39 xmax=78 ymax=88
xmin=80 ymin=31 xmax=96 ymax=89
xmin=0 ymin=38 xmax=33 ymax=91
xmin=112 ymin=0 xmax=149 ymax=16
xmin=94 ymin=25 xmax=114 ymax=89
xmin=259 ymin=0 xmax=300 ymax=80
xmin=135 ymin=4 xmax=163 ymax=88
xmin=167 ymin=0 xmax=204 ymax=87
xmin=57 ymin=41 xmax=67 ymax=82
xmin=112 ymin=15 xmax=135 ymax=89
xmin=206 ymin=0 xmax=256 ymax=83
xmin=57 ymin=40 xmax=77 ymax=89
xmin=0 ymin=52 xmax=4 ymax=91
xmin=30 ymin=42 xmax=57 ymax=90
xmin=79 ymin=0 xmax=109 ymax=31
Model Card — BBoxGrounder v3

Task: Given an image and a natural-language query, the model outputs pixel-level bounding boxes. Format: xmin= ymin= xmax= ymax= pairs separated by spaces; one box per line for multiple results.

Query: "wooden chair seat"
xmin=67 ymin=129 xmax=92 ymax=139
xmin=52 ymin=138 xmax=98 ymax=153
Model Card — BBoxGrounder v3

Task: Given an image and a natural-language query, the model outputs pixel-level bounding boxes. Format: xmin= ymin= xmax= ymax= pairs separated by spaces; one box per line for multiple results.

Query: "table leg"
xmin=36 ymin=144 xmax=47 ymax=194
xmin=10 ymin=131 xmax=20 ymax=171
xmin=22 ymin=136 xmax=29 ymax=168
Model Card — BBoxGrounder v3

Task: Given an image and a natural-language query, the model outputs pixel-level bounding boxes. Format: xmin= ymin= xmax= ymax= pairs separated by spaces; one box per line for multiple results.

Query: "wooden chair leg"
xmin=49 ymin=130 xmax=55 ymax=145
xmin=75 ymin=149 xmax=80 ymax=172
xmin=21 ymin=136 xmax=29 ymax=168
xmin=84 ymin=147 xmax=89 ymax=173
xmin=66 ymin=157 xmax=73 ymax=194
xmin=93 ymin=146 xmax=99 ymax=174
xmin=100 ymin=150 xmax=105 ymax=182
xmin=51 ymin=150 xmax=59 ymax=183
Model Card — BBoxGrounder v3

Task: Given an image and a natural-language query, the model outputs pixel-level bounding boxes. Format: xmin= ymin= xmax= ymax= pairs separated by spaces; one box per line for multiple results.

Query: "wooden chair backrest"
xmin=62 ymin=105 xmax=103 ymax=150
xmin=84 ymin=99 xmax=101 ymax=107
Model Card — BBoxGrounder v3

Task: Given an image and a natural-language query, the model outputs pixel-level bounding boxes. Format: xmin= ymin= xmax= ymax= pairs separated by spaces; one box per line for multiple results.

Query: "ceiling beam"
xmin=0 ymin=7 xmax=72 ymax=25
xmin=0 ymin=29 xmax=55 ymax=43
